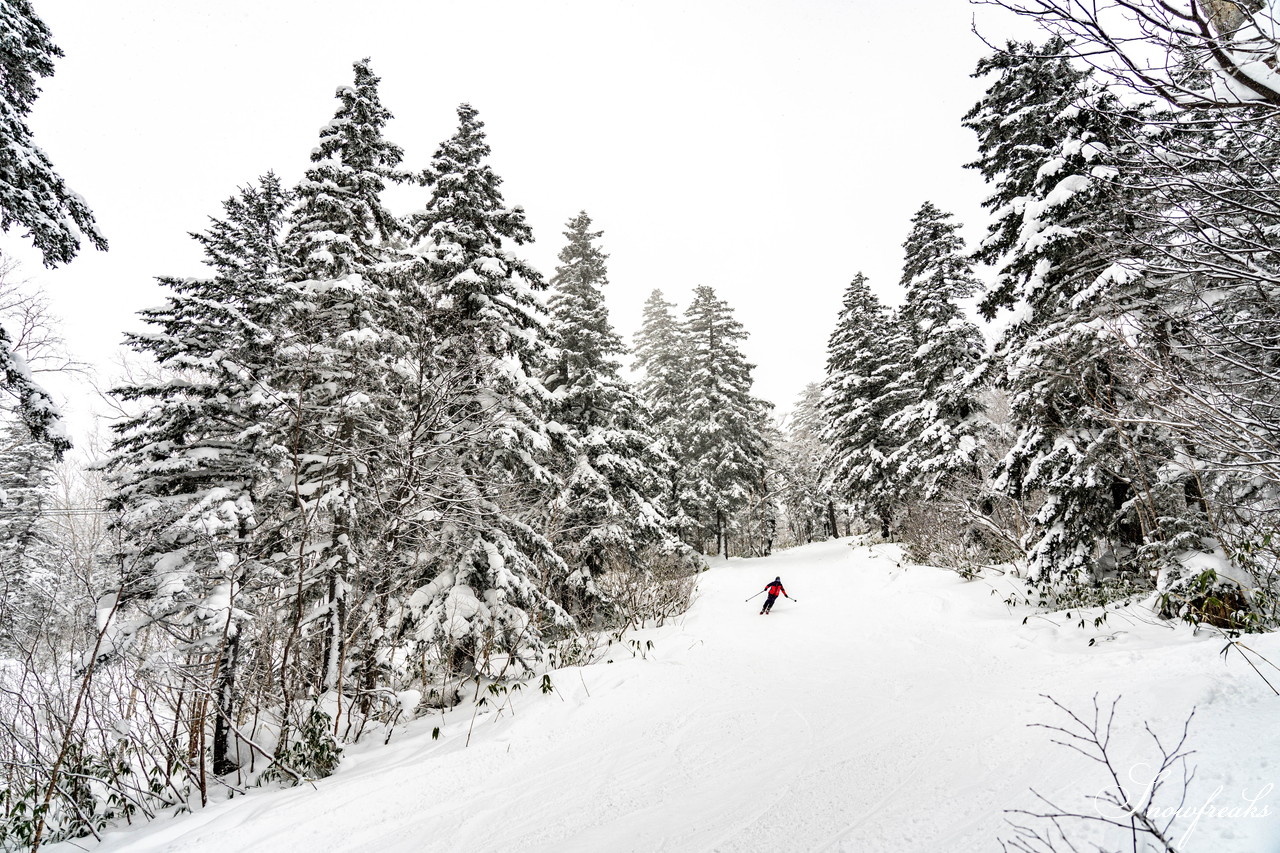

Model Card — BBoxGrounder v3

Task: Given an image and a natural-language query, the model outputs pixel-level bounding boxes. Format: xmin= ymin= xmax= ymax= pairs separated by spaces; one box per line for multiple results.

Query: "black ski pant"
xmin=762 ymin=594 xmax=778 ymax=612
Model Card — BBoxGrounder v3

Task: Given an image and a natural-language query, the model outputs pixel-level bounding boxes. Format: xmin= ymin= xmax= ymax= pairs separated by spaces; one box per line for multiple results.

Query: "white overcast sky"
xmin=3 ymin=0 xmax=1034 ymax=425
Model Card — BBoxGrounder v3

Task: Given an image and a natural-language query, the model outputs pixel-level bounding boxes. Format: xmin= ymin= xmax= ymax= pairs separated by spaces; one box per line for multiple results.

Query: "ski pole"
xmin=746 ymin=590 xmax=765 ymax=602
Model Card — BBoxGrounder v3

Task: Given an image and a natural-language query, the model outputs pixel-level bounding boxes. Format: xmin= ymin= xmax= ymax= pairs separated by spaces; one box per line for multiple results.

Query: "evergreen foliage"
xmin=680 ymin=285 xmax=771 ymax=556
xmin=632 ymin=289 xmax=692 ymax=528
xmin=285 ymin=58 xmax=406 ymax=280
xmin=774 ymin=383 xmax=841 ymax=545
xmin=964 ymin=37 xmax=1089 ymax=305
xmin=542 ymin=212 xmax=678 ymax=591
xmin=966 ymin=41 xmax=1206 ymax=584
xmin=0 ymin=1 xmax=107 ymax=454
xmin=885 ymin=202 xmax=986 ymax=500
xmin=399 ymin=103 xmax=572 ymax=675
xmin=106 ymin=173 xmax=293 ymax=775
xmin=633 ymin=289 xmax=689 ymax=428
xmin=0 ymin=420 xmax=59 ymax=654
xmin=821 ymin=273 xmax=905 ymax=537
xmin=276 ymin=58 xmax=410 ymax=699
xmin=0 ymin=0 xmax=105 ymax=267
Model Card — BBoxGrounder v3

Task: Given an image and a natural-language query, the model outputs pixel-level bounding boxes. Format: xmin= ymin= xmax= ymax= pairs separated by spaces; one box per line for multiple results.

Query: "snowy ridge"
xmin=59 ymin=539 xmax=1280 ymax=853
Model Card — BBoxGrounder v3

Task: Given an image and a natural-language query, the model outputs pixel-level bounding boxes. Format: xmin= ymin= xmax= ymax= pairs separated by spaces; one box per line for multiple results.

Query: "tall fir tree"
xmin=885 ymin=202 xmax=986 ymax=500
xmin=399 ymin=103 xmax=572 ymax=674
xmin=632 ymin=289 xmax=691 ymax=530
xmin=821 ymin=273 xmax=906 ymax=537
xmin=542 ymin=212 xmax=677 ymax=595
xmin=106 ymin=173 xmax=293 ymax=775
xmin=965 ymin=41 xmax=1200 ymax=584
xmin=633 ymin=289 xmax=689 ymax=427
xmin=680 ymin=285 xmax=771 ymax=557
xmin=274 ymin=58 xmax=410 ymax=728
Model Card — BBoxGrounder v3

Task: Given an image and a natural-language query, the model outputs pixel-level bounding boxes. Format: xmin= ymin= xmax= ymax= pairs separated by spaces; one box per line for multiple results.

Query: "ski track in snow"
xmin=58 ymin=540 xmax=1280 ymax=853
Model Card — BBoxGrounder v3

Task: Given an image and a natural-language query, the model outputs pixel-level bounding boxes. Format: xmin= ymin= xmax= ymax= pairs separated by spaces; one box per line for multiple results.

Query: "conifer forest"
xmin=2 ymin=1 xmax=1280 ymax=850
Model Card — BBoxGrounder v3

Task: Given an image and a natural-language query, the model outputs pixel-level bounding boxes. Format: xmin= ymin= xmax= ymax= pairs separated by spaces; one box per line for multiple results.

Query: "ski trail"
xmin=57 ymin=539 xmax=1280 ymax=853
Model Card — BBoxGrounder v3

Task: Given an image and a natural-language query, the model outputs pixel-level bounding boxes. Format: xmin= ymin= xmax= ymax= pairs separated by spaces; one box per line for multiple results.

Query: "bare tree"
xmin=976 ymin=0 xmax=1279 ymax=108
xmin=1002 ymin=695 xmax=1196 ymax=853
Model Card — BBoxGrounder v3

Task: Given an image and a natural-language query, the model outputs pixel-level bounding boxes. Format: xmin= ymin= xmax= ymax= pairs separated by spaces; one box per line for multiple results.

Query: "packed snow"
xmin=56 ymin=539 xmax=1280 ymax=853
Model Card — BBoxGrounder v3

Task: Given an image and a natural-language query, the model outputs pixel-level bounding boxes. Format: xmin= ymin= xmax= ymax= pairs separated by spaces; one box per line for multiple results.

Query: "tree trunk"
xmin=212 ymin=628 xmax=241 ymax=776
xmin=322 ymin=569 xmax=347 ymax=693
xmin=323 ymin=416 xmax=356 ymax=694
xmin=826 ymin=500 xmax=839 ymax=540
xmin=1205 ymin=0 xmax=1261 ymax=35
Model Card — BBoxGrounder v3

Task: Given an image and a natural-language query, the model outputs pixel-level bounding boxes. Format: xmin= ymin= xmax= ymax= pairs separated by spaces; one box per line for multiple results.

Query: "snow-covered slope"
xmin=59 ymin=540 xmax=1280 ymax=852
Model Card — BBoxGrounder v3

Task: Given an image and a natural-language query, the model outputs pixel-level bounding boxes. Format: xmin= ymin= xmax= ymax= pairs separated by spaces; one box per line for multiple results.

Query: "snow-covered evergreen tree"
xmin=885 ymin=202 xmax=986 ymax=500
xmin=542 ymin=212 xmax=675 ymax=594
xmin=775 ymin=383 xmax=840 ymax=545
xmin=633 ymin=290 xmax=689 ymax=426
xmin=632 ymin=289 xmax=692 ymax=530
xmin=0 ymin=420 xmax=59 ymax=655
xmin=0 ymin=1 xmax=107 ymax=453
xmin=106 ymin=173 xmax=293 ymax=774
xmin=964 ymin=37 xmax=1089 ymax=301
xmin=285 ymin=61 xmax=405 ymax=280
xmin=821 ymin=273 xmax=906 ymax=538
xmin=966 ymin=41 xmax=1201 ymax=585
xmin=398 ymin=103 xmax=572 ymax=674
xmin=275 ymin=58 xmax=410 ymax=702
xmin=0 ymin=1 xmax=105 ymax=268
xmin=680 ymin=285 xmax=771 ymax=557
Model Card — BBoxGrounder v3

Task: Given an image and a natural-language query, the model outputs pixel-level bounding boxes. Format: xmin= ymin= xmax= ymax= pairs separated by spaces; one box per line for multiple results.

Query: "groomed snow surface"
xmin=60 ymin=539 xmax=1280 ymax=852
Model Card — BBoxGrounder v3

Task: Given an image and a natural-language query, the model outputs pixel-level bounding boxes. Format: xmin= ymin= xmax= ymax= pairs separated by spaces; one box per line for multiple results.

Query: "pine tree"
xmin=544 ymin=212 xmax=623 ymax=429
xmin=776 ymin=383 xmax=839 ymax=545
xmin=0 ymin=1 xmax=105 ymax=267
xmin=285 ymin=59 xmax=405 ymax=280
xmin=0 ymin=1 xmax=107 ymax=453
xmin=885 ymin=202 xmax=986 ymax=500
xmin=275 ymin=58 xmax=410 ymax=702
xmin=399 ymin=103 xmax=572 ymax=674
xmin=106 ymin=173 xmax=293 ymax=775
xmin=632 ymin=289 xmax=691 ymax=529
xmin=965 ymin=41 xmax=1196 ymax=585
xmin=680 ymin=285 xmax=771 ymax=557
xmin=963 ymin=38 xmax=1089 ymax=299
xmin=821 ymin=273 xmax=906 ymax=537
xmin=542 ymin=212 xmax=673 ymax=594
xmin=633 ymin=289 xmax=689 ymax=427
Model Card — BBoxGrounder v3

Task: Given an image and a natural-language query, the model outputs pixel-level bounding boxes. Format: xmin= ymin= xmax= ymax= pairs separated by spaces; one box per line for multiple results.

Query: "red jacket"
xmin=766 ymin=582 xmax=786 ymax=597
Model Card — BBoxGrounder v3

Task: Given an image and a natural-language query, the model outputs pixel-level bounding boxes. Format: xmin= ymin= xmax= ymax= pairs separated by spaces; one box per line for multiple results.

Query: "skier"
xmin=759 ymin=576 xmax=788 ymax=615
